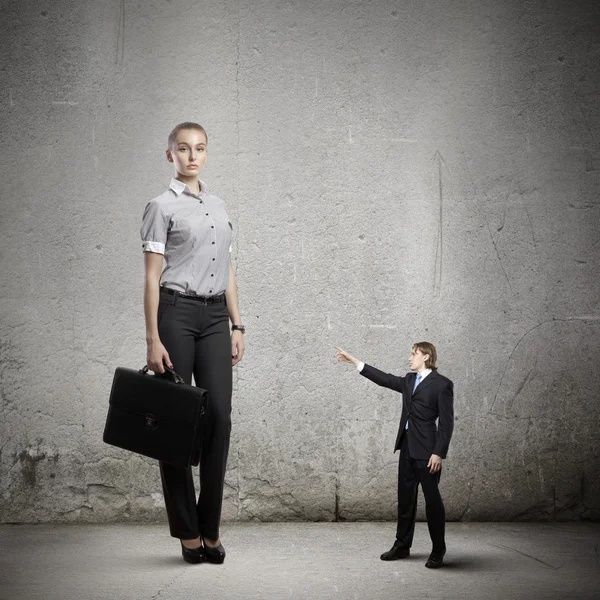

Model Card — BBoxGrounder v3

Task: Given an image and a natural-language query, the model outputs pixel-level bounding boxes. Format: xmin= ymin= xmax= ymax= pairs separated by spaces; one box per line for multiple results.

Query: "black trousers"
xmin=157 ymin=290 xmax=232 ymax=541
xmin=396 ymin=436 xmax=446 ymax=555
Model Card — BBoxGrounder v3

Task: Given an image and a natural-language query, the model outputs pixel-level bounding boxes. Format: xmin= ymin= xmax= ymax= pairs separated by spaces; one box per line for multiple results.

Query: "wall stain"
xmin=18 ymin=449 xmax=47 ymax=488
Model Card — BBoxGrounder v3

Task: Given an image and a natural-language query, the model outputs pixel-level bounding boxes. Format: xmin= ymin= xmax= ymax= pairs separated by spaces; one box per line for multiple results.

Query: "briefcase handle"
xmin=140 ymin=364 xmax=185 ymax=385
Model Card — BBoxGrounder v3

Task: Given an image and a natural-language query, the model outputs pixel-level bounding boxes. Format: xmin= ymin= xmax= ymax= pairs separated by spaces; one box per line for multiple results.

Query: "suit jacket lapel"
xmin=414 ymin=370 xmax=438 ymax=395
xmin=406 ymin=372 xmax=418 ymax=407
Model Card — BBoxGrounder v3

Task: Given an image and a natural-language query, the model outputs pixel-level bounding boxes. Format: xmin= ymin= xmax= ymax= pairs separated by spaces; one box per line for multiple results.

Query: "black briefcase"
xmin=103 ymin=365 xmax=208 ymax=469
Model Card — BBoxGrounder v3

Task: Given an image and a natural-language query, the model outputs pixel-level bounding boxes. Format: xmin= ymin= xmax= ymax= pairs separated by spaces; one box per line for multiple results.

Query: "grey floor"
xmin=0 ymin=522 xmax=598 ymax=600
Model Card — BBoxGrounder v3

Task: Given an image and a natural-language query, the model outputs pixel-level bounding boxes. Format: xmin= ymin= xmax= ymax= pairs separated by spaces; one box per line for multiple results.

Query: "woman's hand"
xmin=147 ymin=339 xmax=173 ymax=374
xmin=231 ymin=330 xmax=245 ymax=366
xmin=335 ymin=347 xmax=360 ymax=366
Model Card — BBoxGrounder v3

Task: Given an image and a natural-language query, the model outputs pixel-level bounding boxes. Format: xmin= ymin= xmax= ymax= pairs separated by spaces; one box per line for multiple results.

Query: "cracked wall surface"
xmin=1 ymin=0 xmax=599 ymax=523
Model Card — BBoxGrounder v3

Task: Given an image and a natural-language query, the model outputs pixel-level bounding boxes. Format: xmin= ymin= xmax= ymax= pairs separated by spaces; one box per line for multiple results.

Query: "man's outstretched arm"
xmin=335 ymin=347 xmax=405 ymax=393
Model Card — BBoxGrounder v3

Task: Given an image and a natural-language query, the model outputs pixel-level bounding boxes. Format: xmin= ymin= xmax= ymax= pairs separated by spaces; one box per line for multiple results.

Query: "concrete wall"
xmin=1 ymin=0 xmax=599 ymax=524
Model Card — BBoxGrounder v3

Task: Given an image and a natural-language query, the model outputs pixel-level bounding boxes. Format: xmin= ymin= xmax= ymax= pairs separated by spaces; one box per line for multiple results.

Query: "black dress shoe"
xmin=380 ymin=542 xmax=410 ymax=561
xmin=203 ymin=542 xmax=226 ymax=564
xmin=425 ymin=552 xmax=445 ymax=569
xmin=180 ymin=541 xmax=205 ymax=564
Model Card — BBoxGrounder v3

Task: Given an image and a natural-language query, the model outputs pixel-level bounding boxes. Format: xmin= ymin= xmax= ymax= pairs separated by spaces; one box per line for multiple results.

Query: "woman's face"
xmin=166 ymin=129 xmax=207 ymax=177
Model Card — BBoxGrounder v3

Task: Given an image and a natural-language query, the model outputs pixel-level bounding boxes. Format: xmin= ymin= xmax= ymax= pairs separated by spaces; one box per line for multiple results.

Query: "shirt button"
xmin=206 ymin=213 xmax=209 ymax=216
xmin=211 ymin=226 xmax=214 ymax=229
xmin=212 ymin=242 xmax=215 ymax=245
xmin=211 ymin=274 xmax=214 ymax=277
xmin=209 ymin=290 xmax=212 ymax=293
xmin=212 ymin=258 xmax=215 ymax=261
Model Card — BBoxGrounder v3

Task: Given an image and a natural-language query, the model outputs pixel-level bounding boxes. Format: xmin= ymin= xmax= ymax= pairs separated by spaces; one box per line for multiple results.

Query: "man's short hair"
xmin=413 ymin=342 xmax=437 ymax=370
xmin=168 ymin=122 xmax=208 ymax=148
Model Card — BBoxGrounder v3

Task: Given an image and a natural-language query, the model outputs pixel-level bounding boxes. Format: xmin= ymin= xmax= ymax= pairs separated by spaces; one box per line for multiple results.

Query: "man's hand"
xmin=231 ymin=330 xmax=245 ymax=366
xmin=427 ymin=454 xmax=442 ymax=474
xmin=335 ymin=347 xmax=360 ymax=366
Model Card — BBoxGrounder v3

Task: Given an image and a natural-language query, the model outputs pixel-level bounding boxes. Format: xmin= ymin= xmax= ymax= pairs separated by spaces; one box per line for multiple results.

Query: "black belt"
xmin=160 ymin=287 xmax=226 ymax=304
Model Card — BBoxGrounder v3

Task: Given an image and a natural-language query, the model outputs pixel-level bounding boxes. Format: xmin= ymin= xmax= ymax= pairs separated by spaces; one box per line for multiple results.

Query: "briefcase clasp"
xmin=145 ymin=413 xmax=158 ymax=429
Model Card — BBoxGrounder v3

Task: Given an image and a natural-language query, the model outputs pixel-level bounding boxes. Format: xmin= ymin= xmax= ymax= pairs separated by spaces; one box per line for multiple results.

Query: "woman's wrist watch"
xmin=231 ymin=325 xmax=245 ymax=334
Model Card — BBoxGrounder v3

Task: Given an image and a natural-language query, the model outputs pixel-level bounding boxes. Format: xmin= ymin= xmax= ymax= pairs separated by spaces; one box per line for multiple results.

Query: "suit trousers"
xmin=396 ymin=436 xmax=446 ymax=555
xmin=157 ymin=290 xmax=232 ymax=541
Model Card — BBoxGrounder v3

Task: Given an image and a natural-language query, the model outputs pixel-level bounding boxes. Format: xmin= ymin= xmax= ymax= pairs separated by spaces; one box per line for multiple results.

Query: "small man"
xmin=336 ymin=342 xmax=454 ymax=568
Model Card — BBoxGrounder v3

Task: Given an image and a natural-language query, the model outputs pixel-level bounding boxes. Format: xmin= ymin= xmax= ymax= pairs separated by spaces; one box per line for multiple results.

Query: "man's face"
xmin=166 ymin=129 xmax=207 ymax=177
xmin=408 ymin=347 xmax=428 ymax=371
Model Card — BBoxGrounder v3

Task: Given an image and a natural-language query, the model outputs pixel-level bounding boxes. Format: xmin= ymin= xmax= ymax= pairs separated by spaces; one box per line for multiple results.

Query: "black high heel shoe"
xmin=202 ymin=538 xmax=226 ymax=564
xmin=180 ymin=541 xmax=205 ymax=564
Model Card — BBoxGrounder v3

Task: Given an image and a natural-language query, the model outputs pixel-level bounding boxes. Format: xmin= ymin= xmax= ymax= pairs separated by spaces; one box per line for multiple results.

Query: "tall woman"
xmin=140 ymin=122 xmax=245 ymax=564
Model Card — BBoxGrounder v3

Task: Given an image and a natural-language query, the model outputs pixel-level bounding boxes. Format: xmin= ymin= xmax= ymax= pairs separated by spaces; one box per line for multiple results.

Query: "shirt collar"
xmin=169 ymin=177 xmax=207 ymax=197
xmin=418 ymin=368 xmax=432 ymax=380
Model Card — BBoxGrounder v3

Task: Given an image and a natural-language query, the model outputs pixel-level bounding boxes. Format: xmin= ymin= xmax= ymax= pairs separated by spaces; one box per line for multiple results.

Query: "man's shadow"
xmin=391 ymin=552 xmax=497 ymax=571
xmin=440 ymin=555 xmax=504 ymax=571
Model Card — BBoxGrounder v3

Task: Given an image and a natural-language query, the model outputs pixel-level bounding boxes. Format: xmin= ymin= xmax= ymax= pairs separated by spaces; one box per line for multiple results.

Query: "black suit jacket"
xmin=360 ymin=364 xmax=454 ymax=460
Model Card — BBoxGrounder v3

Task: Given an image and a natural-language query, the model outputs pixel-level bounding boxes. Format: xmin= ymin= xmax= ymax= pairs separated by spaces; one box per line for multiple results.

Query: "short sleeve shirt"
xmin=140 ymin=178 xmax=233 ymax=296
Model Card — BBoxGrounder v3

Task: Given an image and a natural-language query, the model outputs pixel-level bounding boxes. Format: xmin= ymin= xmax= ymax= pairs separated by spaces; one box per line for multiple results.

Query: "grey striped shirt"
xmin=140 ymin=178 xmax=233 ymax=296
